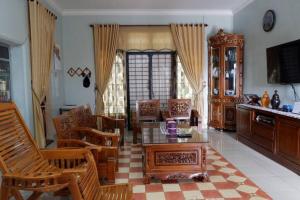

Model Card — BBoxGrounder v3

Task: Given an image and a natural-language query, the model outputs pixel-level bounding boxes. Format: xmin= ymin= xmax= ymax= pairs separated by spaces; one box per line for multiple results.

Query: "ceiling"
xmin=51 ymin=0 xmax=254 ymax=15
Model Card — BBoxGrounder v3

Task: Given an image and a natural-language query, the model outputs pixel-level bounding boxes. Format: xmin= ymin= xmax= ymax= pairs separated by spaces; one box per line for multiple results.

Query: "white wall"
xmin=62 ymin=14 xmax=233 ymax=125
xmin=0 ymin=0 xmax=64 ymax=133
xmin=234 ymin=0 xmax=300 ymax=105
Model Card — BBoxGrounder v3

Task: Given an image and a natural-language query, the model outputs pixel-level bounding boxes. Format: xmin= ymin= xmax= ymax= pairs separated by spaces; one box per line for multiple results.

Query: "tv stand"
xmin=237 ymin=104 xmax=300 ymax=175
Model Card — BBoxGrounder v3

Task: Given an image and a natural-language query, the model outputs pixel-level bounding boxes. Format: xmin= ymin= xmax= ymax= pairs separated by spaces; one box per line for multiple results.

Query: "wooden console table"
xmin=237 ymin=104 xmax=300 ymax=175
xmin=141 ymin=123 xmax=208 ymax=184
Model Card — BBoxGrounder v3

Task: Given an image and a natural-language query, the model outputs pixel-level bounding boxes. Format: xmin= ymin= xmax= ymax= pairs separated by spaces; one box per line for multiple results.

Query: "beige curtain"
xmin=118 ymin=26 xmax=175 ymax=50
xmin=29 ymin=0 xmax=56 ymax=148
xmin=93 ymin=24 xmax=120 ymax=114
xmin=171 ymin=24 xmax=205 ymax=119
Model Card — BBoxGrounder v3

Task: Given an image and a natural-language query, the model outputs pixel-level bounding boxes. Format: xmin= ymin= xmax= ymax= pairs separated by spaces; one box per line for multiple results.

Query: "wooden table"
xmin=142 ymin=123 xmax=208 ymax=184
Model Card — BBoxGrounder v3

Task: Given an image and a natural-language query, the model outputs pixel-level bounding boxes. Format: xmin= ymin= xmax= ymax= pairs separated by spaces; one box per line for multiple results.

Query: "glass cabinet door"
xmin=224 ymin=47 xmax=237 ymax=97
xmin=211 ymin=47 xmax=220 ymax=96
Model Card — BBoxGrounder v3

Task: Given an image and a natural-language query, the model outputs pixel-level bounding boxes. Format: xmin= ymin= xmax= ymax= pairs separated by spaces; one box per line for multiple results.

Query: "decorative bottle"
xmin=261 ymin=91 xmax=270 ymax=108
xmin=271 ymin=90 xmax=280 ymax=109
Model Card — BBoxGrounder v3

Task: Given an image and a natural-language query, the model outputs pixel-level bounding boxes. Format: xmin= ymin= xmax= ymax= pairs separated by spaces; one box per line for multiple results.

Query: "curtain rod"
xmin=28 ymin=0 xmax=58 ymax=20
xmin=90 ymin=24 xmax=208 ymax=28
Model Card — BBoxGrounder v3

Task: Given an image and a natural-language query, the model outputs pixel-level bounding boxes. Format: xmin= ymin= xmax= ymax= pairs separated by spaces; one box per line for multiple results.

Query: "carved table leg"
xmin=143 ymin=175 xmax=151 ymax=184
xmin=193 ymin=173 xmax=209 ymax=182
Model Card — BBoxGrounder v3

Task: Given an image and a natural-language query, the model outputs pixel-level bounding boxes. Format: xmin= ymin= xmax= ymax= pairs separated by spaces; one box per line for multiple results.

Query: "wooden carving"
xmin=168 ymin=99 xmax=192 ymax=120
xmin=155 ymin=151 xmax=198 ymax=165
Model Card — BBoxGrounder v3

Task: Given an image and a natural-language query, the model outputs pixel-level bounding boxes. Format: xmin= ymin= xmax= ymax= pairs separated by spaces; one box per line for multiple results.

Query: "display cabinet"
xmin=208 ymin=30 xmax=244 ymax=130
xmin=0 ymin=45 xmax=11 ymax=102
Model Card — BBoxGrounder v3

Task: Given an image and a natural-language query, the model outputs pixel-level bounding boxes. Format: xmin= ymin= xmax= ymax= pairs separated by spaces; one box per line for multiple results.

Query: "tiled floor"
xmin=119 ymin=143 xmax=271 ymax=200
xmin=21 ymin=129 xmax=300 ymax=199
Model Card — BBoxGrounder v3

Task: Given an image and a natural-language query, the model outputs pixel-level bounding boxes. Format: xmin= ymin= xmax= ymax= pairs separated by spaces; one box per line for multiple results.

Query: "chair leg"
xmin=1 ymin=184 xmax=10 ymax=200
xmin=27 ymin=191 xmax=42 ymax=200
xmin=107 ymin=159 xmax=116 ymax=183
xmin=11 ymin=189 xmax=24 ymax=200
xmin=68 ymin=176 xmax=83 ymax=200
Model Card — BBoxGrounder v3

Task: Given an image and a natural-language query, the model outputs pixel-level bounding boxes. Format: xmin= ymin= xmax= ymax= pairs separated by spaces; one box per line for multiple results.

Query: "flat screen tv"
xmin=267 ymin=39 xmax=300 ymax=83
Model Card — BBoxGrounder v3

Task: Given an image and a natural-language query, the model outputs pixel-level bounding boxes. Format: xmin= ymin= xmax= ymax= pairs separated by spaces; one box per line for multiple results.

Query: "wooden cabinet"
xmin=237 ymin=104 xmax=300 ymax=175
xmin=276 ymin=118 xmax=300 ymax=165
xmin=208 ymin=30 xmax=244 ymax=130
xmin=236 ymin=106 xmax=251 ymax=139
xmin=209 ymin=102 xmax=222 ymax=128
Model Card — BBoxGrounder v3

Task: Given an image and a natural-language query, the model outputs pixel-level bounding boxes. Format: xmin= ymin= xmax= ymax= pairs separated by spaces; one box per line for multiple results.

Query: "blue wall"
xmin=234 ymin=0 xmax=300 ymax=104
xmin=62 ymin=14 xmax=234 ymax=126
xmin=0 ymin=0 xmax=64 ymax=134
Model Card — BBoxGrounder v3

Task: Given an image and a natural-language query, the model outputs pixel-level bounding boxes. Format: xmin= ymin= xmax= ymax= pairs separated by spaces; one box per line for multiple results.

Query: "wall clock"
xmin=263 ymin=10 xmax=276 ymax=32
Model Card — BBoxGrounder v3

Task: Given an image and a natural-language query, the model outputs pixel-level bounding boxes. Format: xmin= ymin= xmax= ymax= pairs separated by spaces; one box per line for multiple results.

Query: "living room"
xmin=0 ymin=0 xmax=300 ymax=199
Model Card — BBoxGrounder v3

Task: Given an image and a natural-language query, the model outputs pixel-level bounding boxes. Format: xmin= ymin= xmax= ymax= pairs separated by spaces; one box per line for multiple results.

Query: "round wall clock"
xmin=263 ymin=10 xmax=276 ymax=32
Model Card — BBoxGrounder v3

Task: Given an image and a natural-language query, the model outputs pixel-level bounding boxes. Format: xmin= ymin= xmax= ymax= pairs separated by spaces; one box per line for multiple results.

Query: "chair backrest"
xmin=136 ymin=99 xmax=160 ymax=122
xmin=77 ymin=151 xmax=100 ymax=200
xmin=53 ymin=113 xmax=82 ymax=140
xmin=70 ymin=105 xmax=97 ymax=129
xmin=0 ymin=102 xmax=45 ymax=175
xmin=168 ymin=99 xmax=192 ymax=120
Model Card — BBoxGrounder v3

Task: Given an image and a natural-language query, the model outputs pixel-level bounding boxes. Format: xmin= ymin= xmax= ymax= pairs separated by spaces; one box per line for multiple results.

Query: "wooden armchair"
xmin=0 ymin=103 xmax=85 ymax=200
xmin=132 ymin=99 xmax=160 ymax=144
xmin=162 ymin=99 xmax=200 ymax=127
xmin=70 ymin=104 xmax=125 ymax=146
xmin=0 ymin=102 xmax=132 ymax=200
xmin=53 ymin=113 xmax=118 ymax=183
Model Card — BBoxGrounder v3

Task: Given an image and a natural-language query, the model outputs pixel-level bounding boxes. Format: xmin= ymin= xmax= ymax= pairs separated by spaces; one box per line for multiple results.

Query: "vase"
xmin=261 ymin=91 xmax=270 ymax=108
xmin=271 ymin=90 xmax=280 ymax=109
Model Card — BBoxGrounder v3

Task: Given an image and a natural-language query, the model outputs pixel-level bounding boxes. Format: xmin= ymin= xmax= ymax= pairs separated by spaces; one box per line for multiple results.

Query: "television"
xmin=267 ymin=39 xmax=300 ymax=83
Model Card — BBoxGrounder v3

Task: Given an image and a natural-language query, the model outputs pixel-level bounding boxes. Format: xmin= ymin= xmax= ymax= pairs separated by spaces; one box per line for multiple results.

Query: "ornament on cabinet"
xmin=271 ymin=90 xmax=280 ymax=109
xmin=261 ymin=91 xmax=270 ymax=108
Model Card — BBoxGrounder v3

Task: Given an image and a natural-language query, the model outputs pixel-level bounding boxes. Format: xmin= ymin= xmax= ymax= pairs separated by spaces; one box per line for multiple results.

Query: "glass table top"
xmin=141 ymin=122 xmax=208 ymax=145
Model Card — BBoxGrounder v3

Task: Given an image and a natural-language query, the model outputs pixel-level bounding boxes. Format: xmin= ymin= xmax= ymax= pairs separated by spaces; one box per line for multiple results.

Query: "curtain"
xmin=93 ymin=24 xmax=120 ymax=114
xmin=29 ymin=0 xmax=56 ymax=148
xmin=118 ymin=26 xmax=175 ymax=50
xmin=171 ymin=24 xmax=205 ymax=120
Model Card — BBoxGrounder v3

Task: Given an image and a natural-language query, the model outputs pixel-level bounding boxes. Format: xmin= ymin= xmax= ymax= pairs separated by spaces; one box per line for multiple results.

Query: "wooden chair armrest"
xmin=3 ymin=172 xmax=62 ymax=181
xmin=94 ymin=114 xmax=125 ymax=121
xmin=40 ymin=148 xmax=91 ymax=171
xmin=72 ymin=127 xmax=120 ymax=146
xmin=72 ymin=127 xmax=119 ymax=138
xmin=40 ymin=148 xmax=90 ymax=160
xmin=57 ymin=139 xmax=93 ymax=148
xmin=1 ymin=172 xmax=69 ymax=191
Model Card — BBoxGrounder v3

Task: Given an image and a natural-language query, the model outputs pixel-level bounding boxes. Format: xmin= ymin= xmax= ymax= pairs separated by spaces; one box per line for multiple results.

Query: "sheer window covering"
xmin=103 ymin=53 xmax=125 ymax=115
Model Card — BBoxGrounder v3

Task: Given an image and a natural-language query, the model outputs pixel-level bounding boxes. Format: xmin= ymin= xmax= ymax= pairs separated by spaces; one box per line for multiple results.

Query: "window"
xmin=126 ymin=51 xmax=176 ymax=112
xmin=103 ymin=53 xmax=126 ymax=115
xmin=177 ymin=57 xmax=193 ymax=99
xmin=0 ymin=44 xmax=11 ymax=102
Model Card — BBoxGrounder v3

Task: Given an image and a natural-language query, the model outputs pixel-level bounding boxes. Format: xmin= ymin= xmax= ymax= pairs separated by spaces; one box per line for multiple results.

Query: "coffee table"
xmin=142 ymin=122 xmax=208 ymax=184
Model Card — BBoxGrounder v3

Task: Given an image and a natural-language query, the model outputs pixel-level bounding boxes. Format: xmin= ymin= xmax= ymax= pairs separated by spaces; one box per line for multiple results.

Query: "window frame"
xmin=125 ymin=51 xmax=177 ymax=110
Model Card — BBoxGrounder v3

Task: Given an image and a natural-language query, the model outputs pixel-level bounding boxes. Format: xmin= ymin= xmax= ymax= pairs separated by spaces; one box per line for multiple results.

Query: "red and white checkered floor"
xmin=117 ymin=143 xmax=272 ymax=200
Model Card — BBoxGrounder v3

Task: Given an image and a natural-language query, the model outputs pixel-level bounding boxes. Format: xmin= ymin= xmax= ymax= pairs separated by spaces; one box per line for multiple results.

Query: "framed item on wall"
xmin=263 ymin=10 xmax=276 ymax=32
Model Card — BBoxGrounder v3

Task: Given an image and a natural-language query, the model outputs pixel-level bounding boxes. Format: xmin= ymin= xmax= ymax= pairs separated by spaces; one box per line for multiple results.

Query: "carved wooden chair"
xmin=70 ymin=105 xmax=126 ymax=146
xmin=0 ymin=102 xmax=132 ymax=200
xmin=72 ymin=147 xmax=132 ymax=200
xmin=53 ymin=113 xmax=118 ymax=183
xmin=132 ymin=99 xmax=161 ymax=144
xmin=0 ymin=103 xmax=86 ymax=199
xmin=163 ymin=99 xmax=200 ymax=127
